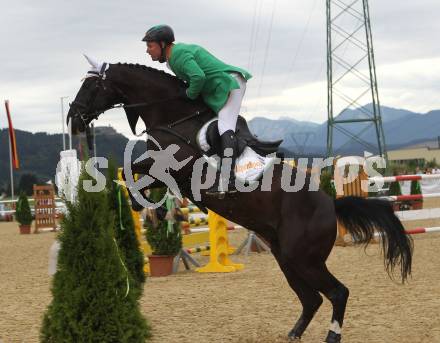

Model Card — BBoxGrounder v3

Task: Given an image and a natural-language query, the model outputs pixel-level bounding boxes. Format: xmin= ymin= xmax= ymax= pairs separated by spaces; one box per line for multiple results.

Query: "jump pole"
xmin=372 ymin=227 xmax=440 ymax=240
xmin=370 ymin=174 xmax=440 ymax=183
xmin=377 ymin=193 xmax=440 ymax=202
xmin=404 ymin=227 xmax=440 ymax=235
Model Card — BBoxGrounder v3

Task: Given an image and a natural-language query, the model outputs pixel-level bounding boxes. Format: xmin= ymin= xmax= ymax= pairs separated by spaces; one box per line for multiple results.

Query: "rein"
xmin=147 ymin=109 xmax=209 ymax=145
xmin=110 ymin=84 xmax=210 ymax=142
xmin=108 ymin=76 xmax=210 ymax=138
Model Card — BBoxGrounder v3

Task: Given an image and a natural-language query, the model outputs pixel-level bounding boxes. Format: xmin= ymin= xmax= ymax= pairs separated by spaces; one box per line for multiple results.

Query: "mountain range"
xmin=248 ymin=104 xmax=440 ymax=156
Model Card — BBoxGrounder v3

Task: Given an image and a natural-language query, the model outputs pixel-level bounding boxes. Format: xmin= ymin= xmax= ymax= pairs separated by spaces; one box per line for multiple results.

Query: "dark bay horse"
xmin=67 ymin=61 xmax=413 ymax=343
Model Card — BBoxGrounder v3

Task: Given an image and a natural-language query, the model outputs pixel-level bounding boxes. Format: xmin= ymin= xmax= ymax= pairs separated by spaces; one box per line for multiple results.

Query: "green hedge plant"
xmin=15 ymin=192 xmax=32 ymax=226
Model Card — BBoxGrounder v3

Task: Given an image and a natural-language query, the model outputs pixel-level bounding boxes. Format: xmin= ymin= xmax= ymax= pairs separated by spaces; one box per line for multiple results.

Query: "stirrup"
xmin=205 ymin=189 xmax=237 ymax=200
xmin=206 ymin=189 xmax=226 ymax=199
xmin=205 ymin=179 xmax=237 ymax=199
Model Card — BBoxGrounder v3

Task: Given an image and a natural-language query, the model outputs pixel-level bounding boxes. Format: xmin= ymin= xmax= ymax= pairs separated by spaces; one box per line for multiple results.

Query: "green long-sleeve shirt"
xmin=168 ymin=43 xmax=252 ymax=113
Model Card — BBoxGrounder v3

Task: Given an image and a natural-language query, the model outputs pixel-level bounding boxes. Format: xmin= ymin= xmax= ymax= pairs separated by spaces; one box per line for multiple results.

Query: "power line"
xmin=247 ymin=0 xmax=259 ymax=71
xmin=280 ymin=0 xmax=318 ymax=93
xmin=248 ymin=0 xmax=264 ymax=73
xmin=256 ymin=0 xmax=278 ymax=110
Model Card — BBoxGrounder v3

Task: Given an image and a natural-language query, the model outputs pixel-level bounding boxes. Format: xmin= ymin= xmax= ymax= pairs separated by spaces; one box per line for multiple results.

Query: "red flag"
xmin=4 ymin=100 xmax=20 ymax=169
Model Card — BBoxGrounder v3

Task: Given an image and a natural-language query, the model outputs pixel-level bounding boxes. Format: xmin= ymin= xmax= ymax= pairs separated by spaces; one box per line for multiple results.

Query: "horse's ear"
xmin=124 ymin=107 xmax=140 ymax=135
xmin=83 ymin=54 xmax=102 ymax=72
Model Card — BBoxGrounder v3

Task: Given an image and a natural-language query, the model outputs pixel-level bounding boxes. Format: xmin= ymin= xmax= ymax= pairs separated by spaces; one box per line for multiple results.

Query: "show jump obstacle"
xmin=116 ymin=169 xmax=242 ymax=275
xmin=33 ymin=184 xmax=57 ymax=234
xmin=334 ymin=158 xmax=440 ymax=244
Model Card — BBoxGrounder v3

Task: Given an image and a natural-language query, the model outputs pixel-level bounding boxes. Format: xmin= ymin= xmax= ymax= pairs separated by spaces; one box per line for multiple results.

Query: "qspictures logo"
xmin=56 ymin=134 xmax=387 ymax=208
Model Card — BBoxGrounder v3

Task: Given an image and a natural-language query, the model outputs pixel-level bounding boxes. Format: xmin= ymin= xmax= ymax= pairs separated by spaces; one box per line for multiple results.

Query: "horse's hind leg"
xmin=272 ymin=248 xmax=323 ymax=340
xmin=296 ymin=263 xmax=349 ymax=343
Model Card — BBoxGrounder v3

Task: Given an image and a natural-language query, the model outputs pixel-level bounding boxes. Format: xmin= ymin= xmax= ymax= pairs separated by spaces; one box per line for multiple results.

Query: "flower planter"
xmin=148 ymin=255 xmax=174 ymax=277
xmin=19 ymin=224 xmax=31 ymax=234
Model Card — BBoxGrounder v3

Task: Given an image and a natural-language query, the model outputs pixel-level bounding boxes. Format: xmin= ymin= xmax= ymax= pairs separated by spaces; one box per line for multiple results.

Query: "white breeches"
xmin=217 ymin=73 xmax=246 ymax=135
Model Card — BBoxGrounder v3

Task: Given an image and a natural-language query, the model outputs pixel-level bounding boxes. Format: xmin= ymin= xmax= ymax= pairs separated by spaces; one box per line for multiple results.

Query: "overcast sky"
xmin=1 ymin=0 xmax=439 ymax=139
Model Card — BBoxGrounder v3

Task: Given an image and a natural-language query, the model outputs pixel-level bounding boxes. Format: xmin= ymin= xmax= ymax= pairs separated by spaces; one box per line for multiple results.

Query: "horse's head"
xmin=67 ymin=55 xmax=121 ymax=134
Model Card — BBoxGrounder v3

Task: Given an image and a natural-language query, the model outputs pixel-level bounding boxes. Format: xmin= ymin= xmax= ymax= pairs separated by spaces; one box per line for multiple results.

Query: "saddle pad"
xmin=197 ymin=119 xmax=279 ymax=183
xmin=196 ymin=118 xmax=215 ymax=153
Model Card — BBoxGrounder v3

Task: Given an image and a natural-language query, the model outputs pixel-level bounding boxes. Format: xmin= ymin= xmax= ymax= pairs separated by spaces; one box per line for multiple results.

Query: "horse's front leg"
xmin=121 ymin=166 xmax=144 ymax=212
xmin=121 ymin=165 xmax=166 ymax=219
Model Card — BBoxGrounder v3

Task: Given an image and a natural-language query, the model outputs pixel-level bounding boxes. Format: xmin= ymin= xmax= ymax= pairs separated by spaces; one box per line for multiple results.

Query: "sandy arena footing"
xmin=1 ymin=210 xmax=439 ymax=342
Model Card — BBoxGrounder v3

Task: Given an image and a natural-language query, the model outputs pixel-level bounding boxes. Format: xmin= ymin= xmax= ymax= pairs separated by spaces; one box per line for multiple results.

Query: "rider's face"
xmin=146 ymin=41 xmax=162 ymax=61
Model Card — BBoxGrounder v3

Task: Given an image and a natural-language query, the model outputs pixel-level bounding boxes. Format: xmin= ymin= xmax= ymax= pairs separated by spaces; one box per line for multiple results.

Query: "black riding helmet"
xmin=142 ymin=24 xmax=175 ymax=44
xmin=142 ymin=25 xmax=175 ymax=63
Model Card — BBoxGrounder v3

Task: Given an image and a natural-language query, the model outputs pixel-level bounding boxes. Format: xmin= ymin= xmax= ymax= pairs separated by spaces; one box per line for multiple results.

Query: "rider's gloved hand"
xmin=177 ymin=84 xmax=201 ymax=102
xmin=178 ymin=87 xmax=189 ymax=99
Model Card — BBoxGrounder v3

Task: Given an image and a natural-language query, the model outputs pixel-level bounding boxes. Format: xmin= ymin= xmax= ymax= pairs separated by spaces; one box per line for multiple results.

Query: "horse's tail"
xmin=334 ymin=196 xmax=413 ymax=282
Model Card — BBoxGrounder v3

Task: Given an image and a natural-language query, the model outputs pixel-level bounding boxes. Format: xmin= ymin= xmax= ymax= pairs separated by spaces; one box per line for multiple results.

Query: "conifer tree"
xmin=15 ymin=192 xmax=32 ymax=226
xmin=389 ymin=181 xmax=402 ymax=196
xmin=106 ymin=158 xmax=146 ymax=289
xmin=41 ymin=167 xmax=150 ymax=342
xmin=410 ymin=179 xmax=422 ymax=195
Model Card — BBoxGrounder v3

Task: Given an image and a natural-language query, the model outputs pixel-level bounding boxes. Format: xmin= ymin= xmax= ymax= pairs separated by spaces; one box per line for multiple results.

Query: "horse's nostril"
xmin=71 ymin=117 xmax=85 ymax=135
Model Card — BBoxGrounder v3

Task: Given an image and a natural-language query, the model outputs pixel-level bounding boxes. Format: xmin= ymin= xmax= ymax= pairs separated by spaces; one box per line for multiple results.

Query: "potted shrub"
xmin=388 ymin=181 xmax=402 ymax=211
xmin=15 ymin=192 xmax=32 ymax=234
xmin=145 ymin=219 xmax=182 ymax=277
xmin=410 ymin=179 xmax=423 ymax=210
xmin=145 ymin=188 xmax=182 ymax=277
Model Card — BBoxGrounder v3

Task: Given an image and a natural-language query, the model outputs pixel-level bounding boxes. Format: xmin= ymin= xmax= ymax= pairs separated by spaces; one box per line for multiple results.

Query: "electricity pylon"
xmin=326 ymin=0 xmax=387 ymax=161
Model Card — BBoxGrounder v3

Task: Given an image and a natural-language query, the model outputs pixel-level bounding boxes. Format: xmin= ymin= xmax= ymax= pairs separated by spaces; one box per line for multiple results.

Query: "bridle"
xmin=69 ymin=63 xmax=111 ymax=127
xmin=69 ymin=63 xmax=212 ymax=147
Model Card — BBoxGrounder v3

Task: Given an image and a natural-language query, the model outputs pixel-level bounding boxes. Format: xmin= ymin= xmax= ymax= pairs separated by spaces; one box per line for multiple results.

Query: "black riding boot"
xmin=206 ymin=130 xmax=238 ymax=198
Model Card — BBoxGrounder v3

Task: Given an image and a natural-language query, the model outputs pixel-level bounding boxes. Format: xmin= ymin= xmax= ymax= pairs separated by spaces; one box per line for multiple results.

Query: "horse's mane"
xmin=112 ymin=62 xmax=184 ymax=86
xmin=111 ymin=63 xmax=200 ymax=134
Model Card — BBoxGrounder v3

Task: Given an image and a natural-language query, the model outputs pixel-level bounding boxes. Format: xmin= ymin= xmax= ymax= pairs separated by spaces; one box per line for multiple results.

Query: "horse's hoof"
xmin=131 ymin=202 xmax=144 ymax=212
xmin=128 ymin=193 xmax=144 ymax=212
xmin=287 ymin=329 xmax=301 ymax=341
xmin=325 ymin=331 xmax=341 ymax=343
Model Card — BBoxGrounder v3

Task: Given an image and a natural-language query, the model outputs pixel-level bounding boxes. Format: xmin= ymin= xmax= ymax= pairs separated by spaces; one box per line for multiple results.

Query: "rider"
xmin=142 ymin=24 xmax=252 ymax=196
